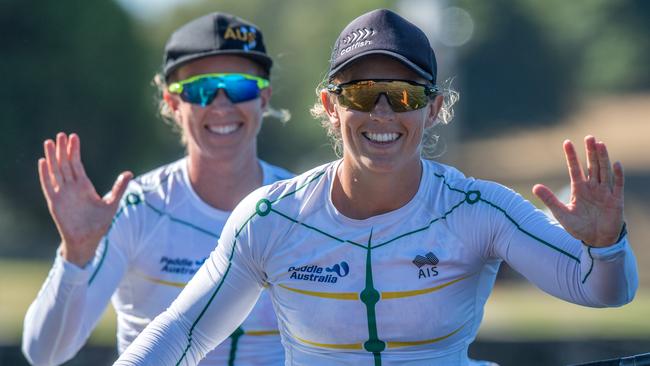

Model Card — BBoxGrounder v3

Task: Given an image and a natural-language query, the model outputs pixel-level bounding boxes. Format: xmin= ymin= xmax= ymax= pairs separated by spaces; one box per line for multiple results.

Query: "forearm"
xmin=501 ymin=216 xmax=638 ymax=307
xmin=22 ymin=255 xmax=95 ymax=366
xmin=474 ymin=180 xmax=638 ymax=308
xmin=23 ymin=239 xmax=127 ymax=366
xmin=578 ymin=238 xmax=638 ymax=307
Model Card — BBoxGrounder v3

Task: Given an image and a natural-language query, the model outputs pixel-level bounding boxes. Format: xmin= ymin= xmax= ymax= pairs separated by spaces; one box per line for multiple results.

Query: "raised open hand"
xmin=532 ymin=136 xmax=624 ymax=247
xmin=38 ymin=132 xmax=133 ymax=267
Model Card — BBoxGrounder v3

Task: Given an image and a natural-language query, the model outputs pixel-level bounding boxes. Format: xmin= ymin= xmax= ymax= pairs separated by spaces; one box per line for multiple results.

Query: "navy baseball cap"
xmin=328 ymin=9 xmax=437 ymax=83
xmin=163 ymin=12 xmax=272 ymax=80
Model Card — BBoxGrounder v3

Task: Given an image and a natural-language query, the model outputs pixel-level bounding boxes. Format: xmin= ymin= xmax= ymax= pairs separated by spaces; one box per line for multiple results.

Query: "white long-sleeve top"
xmin=114 ymin=159 xmax=638 ymax=366
xmin=23 ymin=158 xmax=293 ymax=366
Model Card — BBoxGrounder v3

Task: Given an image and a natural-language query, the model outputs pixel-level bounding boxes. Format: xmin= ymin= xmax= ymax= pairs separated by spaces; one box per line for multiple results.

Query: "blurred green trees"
xmin=1 ymin=0 xmax=648 ymax=257
xmin=0 ymin=0 xmax=177 ymax=255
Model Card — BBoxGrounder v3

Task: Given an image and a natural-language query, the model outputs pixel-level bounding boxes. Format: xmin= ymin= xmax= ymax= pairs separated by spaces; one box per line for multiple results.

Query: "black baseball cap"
xmin=328 ymin=9 xmax=437 ymax=83
xmin=163 ymin=12 xmax=272 ymax=80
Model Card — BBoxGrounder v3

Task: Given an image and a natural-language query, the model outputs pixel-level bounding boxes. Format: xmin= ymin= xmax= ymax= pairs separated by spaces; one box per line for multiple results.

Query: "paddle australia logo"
xmin=288 ymin=261 xmax=350 ymax=283
xmin=159 ymin=256 xmax=207 ymax=275
xmin=340 ymin=27 xmax=375 ymax=56
xmin=412 ymin=252 xmax=440 ymax=279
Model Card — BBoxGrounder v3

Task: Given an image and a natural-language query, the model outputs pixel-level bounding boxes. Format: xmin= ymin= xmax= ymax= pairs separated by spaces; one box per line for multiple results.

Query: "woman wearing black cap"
xmin=114 ymin=9 xmax=637 ymax=366
xmin=23 ymin=13 xmax=290 ymax=366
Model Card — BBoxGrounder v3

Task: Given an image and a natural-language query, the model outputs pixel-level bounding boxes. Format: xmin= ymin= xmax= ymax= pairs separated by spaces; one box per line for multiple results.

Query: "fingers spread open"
xmin=38 ymin=158 xmax=55 ymax=200
xmin=532 ymin=184 xmax=567 ymax=220
xmin=613 ymin=161 xmax=625 ymax=199
xmin=107 ymin=172 xmax=134 ymax=206
xmin=584 ymin=135 xmax=599 ymax=184
xmin=44 ymin=139 xmax=62 ymax=189
xmin=56 ymin=133 xmax=74 ymax=182
xmin=596 ymin=141 xmax=612 ymax=188
xmin=563 ymin=140 xmax=585 ymax=183
xmin=68 ymin=133 xmax=89 ymax=183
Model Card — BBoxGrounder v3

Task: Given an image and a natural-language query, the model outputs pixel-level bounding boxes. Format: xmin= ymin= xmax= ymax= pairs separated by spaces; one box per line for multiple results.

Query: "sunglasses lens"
xmin=176 ymin=74 xmax=263 ymax=107
xmin=386 ymin=83 xmax=429 ymax=112
xmin=335 ymin=81 xmax=430 ymax=112
xmin=180 ymin=78 xmax=220 ymax=107
xmin=221 ymin=76 xmax=261 ymax=103
xmin=339 ymin=81 xmax=380 ymax=112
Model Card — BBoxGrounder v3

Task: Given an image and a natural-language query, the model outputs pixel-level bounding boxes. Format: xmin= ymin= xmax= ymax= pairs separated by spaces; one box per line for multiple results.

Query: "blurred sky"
xmin=114 ymin=0 xmax=200 ymax=21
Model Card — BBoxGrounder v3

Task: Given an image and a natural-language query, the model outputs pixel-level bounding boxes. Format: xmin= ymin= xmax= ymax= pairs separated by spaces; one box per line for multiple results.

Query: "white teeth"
xmin=364 ymin=132 xmax=400 ymax=143
xmin=207 ymin=124 xmax=239 ymax=135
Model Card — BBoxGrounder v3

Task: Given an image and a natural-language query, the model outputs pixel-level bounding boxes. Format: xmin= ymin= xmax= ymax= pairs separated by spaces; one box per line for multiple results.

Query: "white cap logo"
xmin=340 ymin=27 xmax=375 ymax=55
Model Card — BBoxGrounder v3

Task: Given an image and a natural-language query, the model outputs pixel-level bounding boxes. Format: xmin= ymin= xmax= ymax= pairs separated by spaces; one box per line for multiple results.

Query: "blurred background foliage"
xmin=1 ymin=0 xmax=649 ymax=257
xmin=1 ymin=0 xmax=649 ymax=365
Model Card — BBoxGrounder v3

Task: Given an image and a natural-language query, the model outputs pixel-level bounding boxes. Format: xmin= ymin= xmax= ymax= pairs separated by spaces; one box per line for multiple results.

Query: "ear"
xmin=163 ymin=90 xmax=180 ymax=112
xmin=321 ymin=89 xmax=340 ymax=128
xmin=259 ymin=85 xmax=272 ymax=110
xmin=163 ymin=90 xmax=183 ymax=125
xmin=425 ymin=95 xmax=443 ymax=129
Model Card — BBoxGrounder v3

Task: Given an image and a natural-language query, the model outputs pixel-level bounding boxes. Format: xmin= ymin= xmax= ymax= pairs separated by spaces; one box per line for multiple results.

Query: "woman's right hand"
xmin=39 ymin=133 xmax=133 ymax=267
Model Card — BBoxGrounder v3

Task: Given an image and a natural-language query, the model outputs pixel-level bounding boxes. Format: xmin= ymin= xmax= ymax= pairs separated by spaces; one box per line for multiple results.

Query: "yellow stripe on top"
xmin=139 ymin=274 xmax=186 ymax=288
xmin=279 ymin=274 xmax=474 ymax=301
xmin=291 ymin=324 xmax=465 ymax=351
xmin=381 ymin=274 xmax=475 ymax=299
xmin=292 ymin=333 xmax=363 ymax=350
xmin=278 ymin=284 xmax=359 ymax=300
xmin=386 ymin=322 xmax=466 ymax=348
xmin=245 ymin=330 xmax=280 ymax=336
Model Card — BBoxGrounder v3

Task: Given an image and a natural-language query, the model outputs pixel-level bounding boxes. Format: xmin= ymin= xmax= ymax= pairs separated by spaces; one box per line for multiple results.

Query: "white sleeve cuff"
xmin=587 ymin=237 xmax=630 ymax=261
xmin=54 ymin=250 xmax=93 ymax=285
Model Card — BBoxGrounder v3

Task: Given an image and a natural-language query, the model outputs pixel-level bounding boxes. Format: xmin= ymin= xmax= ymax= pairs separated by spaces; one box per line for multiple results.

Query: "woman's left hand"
xmin=532 ymin=135 xmax=625 ymax=247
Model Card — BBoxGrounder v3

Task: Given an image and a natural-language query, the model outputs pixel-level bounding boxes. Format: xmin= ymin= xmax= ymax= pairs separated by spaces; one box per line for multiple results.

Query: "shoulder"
xmin=258 ymin=161 xmax=331 ymax=203
xmin=119 ymin=158 xmax=187 ymax=211
xmin=421 ymin=159 xmax=529 ymax=222
xmin=424 ymin=160 xmax=515 ymax=197
xmin=227 ymin=162 xmax=333 ymax=225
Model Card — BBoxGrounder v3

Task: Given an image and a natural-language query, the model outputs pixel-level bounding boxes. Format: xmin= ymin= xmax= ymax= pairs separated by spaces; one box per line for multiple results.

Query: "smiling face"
xmin=164 ymin=55 xmax=270 ymax=162
xmin=322 ymin=55 xmax=442 ymax=176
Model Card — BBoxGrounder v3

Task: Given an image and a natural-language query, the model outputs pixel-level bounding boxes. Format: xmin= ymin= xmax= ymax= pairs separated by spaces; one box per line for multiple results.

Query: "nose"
xmin=206 ymin=89 xmax=234 ymax=111
xmin=369 ymin=94 xmax=394 ymax=120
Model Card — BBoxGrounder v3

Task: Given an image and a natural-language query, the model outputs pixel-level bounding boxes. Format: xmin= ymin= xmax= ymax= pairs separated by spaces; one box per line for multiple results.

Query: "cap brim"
xmin=164 ymin=50 xmax=272 ymax=80
xmin=328 ymin=50 xmax=433 ymax=81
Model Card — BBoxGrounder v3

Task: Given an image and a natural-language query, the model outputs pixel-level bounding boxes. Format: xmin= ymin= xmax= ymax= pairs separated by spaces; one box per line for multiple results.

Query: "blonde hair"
xmin=152 ymin=72 xmax=290 ymax=146
xmin=310 ymin=76 xmax=459 ymax=159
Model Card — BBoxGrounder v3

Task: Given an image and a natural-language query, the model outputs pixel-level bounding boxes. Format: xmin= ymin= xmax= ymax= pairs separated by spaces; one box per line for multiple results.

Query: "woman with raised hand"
xmin=114 ymin=9 xmax=637 ymax=366
xmin=23 ymin=12 xmax=291 ymax=366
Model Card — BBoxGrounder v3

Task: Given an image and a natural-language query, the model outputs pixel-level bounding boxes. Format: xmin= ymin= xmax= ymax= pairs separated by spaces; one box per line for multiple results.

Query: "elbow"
xmin=612 ymin=278 xmax=638 ymax=307
xmin=22 ymin=332 xmax=71 ymax=366
xmin=22 ymin=341 xmax=53 ymax=366
xmin=612 ymin=271 xmax=639 ymax=307
xmin=591 ymin=277 xmax=638 ymax=308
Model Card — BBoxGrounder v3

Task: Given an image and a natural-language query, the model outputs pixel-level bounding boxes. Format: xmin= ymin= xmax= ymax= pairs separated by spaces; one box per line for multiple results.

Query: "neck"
xmin=186 ymin=149 xmax=262 ymax=211
xmin=332 ymin=158 xmax=422 ymax=220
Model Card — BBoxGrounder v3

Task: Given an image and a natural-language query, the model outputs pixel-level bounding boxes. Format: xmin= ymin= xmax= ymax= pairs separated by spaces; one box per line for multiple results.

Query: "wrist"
xmin=581 ymin=222 xmax=627 ymax=248
xmin=60 ymin=243 xmax=95 ymax=268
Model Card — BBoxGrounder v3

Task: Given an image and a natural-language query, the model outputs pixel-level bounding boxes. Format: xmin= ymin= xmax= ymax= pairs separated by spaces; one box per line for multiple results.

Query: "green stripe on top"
xmin=433 ymin=172 xmax=581 ymax=263
xmin=478 ymin=198 xmax=580 ymax=263
xmin=228 ymin=327 xmax=245 ymax=366
xmin=175 ymin=209 xmax=256 ymax=365
xmin=175 ymin=168 xmax=328 ymax=364
xmin=272 ymin=170 xmax=326 ymax=203
xmin=359 ymin=229 xmax=385 ymax=366
xmin=89 ymin=204 xmax=129 ymax=285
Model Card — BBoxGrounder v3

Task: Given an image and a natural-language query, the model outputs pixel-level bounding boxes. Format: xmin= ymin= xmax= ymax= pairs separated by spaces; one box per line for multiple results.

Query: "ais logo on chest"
xmin=412 ymin=252 xmax=440 ymax=279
